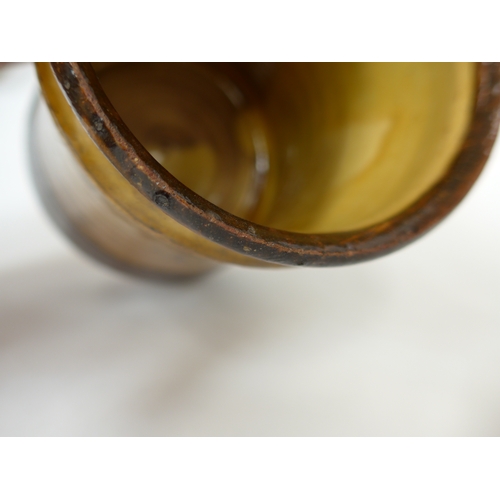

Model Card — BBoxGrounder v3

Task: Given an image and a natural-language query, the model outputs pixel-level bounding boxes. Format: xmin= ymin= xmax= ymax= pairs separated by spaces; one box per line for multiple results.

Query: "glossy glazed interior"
xmin=94 ymin=62 xmax=476 ymax=233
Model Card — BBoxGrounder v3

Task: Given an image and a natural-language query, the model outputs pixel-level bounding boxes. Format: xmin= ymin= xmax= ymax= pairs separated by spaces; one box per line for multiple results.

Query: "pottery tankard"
xmin=30 ymin=63 xmax=500 ymax=278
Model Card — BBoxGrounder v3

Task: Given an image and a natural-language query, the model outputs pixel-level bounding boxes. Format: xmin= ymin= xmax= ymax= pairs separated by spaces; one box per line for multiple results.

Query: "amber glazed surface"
xmin=31 ymin=62 xmax=500 ymax=277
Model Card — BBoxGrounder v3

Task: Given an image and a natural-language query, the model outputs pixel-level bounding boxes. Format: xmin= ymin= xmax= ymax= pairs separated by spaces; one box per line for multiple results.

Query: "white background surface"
xmin=1 ymin=63 xmax=499 ymax=436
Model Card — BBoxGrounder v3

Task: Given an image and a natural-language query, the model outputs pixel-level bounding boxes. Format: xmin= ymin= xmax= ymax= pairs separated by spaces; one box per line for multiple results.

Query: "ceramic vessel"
xmin=30 ymin=62 xmax=500 ymax=278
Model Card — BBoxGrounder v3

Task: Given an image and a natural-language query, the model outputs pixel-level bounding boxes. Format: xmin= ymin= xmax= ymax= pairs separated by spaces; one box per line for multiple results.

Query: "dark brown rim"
xmin=51 ymin=62 xmax=500 ymax=267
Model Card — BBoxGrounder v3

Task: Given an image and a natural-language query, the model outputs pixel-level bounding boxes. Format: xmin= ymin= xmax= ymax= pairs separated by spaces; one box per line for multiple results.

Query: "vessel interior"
xmin=92 ymin=62 xmax=476 ymax=233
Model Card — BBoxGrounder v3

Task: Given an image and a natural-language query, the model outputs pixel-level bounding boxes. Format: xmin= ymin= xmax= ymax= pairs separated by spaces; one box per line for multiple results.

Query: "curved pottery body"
xmin=30 ymin=62 xmax=500 ymax=278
